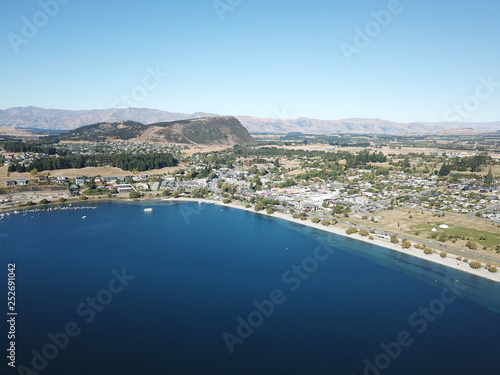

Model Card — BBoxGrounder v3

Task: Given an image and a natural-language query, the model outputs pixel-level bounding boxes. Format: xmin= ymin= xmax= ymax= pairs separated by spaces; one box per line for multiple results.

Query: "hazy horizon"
xmin=2 ymin=105 xmax=500 ymax=126
xmin=1 ymin=1 xmax=500 ymax=124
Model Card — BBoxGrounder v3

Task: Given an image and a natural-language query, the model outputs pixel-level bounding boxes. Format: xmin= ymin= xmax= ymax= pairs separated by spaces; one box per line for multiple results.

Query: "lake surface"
xmin=2 ymin=201 xmax=500 ymax=375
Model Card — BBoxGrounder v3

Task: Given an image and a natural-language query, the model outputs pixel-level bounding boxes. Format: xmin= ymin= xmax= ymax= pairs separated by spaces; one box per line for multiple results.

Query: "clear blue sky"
xmin=1 ymin=0 xmax=499 ymax=123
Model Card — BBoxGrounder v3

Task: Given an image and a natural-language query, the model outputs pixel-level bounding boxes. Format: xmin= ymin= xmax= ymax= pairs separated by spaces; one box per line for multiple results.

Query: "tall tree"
xmin=438 ymin=163 xmax=451 ymax=177
xmin=485 ymin=168 xmax=493 ymax=187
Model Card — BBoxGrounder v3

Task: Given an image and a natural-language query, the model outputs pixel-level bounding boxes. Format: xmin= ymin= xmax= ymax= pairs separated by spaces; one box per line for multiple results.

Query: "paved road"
xmin=314 ymin=213 xmax=500 ymax=264
xmin=467 ymin=203 xmax=500 ymax=218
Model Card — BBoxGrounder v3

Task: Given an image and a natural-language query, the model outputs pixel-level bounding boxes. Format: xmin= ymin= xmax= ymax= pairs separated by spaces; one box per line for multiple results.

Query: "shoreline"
xmin=162 ymin=197 xmax=500 ymax=283
xmin=5 ymin=194 xmax=499 ymax=283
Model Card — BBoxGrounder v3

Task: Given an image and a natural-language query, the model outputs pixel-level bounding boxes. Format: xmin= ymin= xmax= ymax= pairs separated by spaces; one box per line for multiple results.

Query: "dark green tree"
xmin=485 ymin=168 xmax=493 ymax=187
xmin=438 ymin=163 xmax=451 ymax=176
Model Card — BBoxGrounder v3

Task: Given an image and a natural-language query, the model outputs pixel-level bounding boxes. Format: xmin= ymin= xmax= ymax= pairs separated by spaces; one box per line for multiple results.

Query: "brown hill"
xmin=59 ymin=117 xmax=254 ymax=146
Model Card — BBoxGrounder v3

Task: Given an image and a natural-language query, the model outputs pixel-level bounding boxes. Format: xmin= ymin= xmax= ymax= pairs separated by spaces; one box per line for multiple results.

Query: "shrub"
xmin=321 ymin=219 xmax=331 ymax=226
xmin=129 ymin=191 xmax=141 ymax=199
xmin=456 ymin=257 xmax=462 ymax=261
xmin=266 ymin=207 xmax=275 ymax=215
xmin=39 ymin=199 xmax=49 ymax=205
xmin=368 ymin=235 xmax=374 ymax=240
xmin=346 ymin=227 xmax=358 ymax=235
xmin=401 ymin=240 xmax=411 ymax=249
xmin=440 ymin=252 xmax=447 ymax=258
xmin=423 ymin=248 xmax=433 ymax=255
xmin=311 ymin=217 xmax=320 ymax=224
xmin=488 ymin=266 xmax=497 ymax=273
xmin=359 ymin=229 xmax=370 ymax=237
xmin=254 ymin=202 xmax=264 ymax=211
xmin=466 ymin=241 xmax=478 ymax=250
xmin=390 ymin=236 xmax=399 ymax=244
xmin=469 ymin=261 xmax=481 ymax=269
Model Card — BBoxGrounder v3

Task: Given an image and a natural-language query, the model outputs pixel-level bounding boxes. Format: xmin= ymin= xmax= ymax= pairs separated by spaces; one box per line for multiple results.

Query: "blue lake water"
xmin=2 ymin=201 xmax=500 ymax=375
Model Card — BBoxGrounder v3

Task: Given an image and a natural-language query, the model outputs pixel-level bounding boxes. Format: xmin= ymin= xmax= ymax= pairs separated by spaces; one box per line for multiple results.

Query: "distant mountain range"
xmin=0 ymin=106 xmax=499 ymax=135
xmin=59 ymin=117 xmax=254 ymax=146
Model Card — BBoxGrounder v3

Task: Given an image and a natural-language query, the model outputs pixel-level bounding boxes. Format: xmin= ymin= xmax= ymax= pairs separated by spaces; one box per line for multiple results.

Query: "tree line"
xmin=229 ymin=146 xmax=386 ymax=166
xmin=1 ymin=141 xmax=58 ymax=155
xmin=9 ymin=152 xmax=178 ymax=172
xmin=439 ymin=154 xmax=493 ymax=176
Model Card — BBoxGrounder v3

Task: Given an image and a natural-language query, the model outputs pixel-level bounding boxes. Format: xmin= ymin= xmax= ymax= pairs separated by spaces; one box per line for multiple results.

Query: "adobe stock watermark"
xmin=354 ymin=279 xmax=466 ymax=375
xmin=273 ymin=106 xmax=295 ymax=120
xmin=222 ymin=243 xmax=334 ymax=354
xmin=340 ymin=0 xmax=403 ymax=64
xmin=16 ymin=268 xmax=135 ymax=375
xmin=111 ymin=65 xmax=169 ymax=108
xmin=177 ymin=201 xmax=210 ymax=225
xmin=7 ymin=0 xmax=71 ymax=54
xmin=443 ymin=75 xmax=499 ymax=122
xmin=213 ymin=0 xmax=242 ymax=22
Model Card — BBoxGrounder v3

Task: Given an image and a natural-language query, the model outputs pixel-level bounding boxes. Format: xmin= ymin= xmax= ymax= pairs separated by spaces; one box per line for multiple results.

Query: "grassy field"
xmin=0 ymin=165 xmax=185 ymax=182
xmin=413 ymin=223 xmax=500 ymax=249
xmin=348 ymin=208 xmax=500 ymax=260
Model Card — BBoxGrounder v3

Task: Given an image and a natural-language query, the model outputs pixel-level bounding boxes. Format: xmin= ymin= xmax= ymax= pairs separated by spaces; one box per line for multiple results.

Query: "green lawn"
xmin=414 ymin=223 xmax=500 ymax=248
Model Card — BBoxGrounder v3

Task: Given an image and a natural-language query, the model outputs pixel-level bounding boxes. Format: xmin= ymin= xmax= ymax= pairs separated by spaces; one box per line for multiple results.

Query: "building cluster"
xmin=2 ymin=142 xmax=499 ymax=222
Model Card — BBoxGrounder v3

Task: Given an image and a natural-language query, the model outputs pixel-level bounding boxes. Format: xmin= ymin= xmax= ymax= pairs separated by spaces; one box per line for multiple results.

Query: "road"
xmin=314 ymin=212 xmax=500 ymax=264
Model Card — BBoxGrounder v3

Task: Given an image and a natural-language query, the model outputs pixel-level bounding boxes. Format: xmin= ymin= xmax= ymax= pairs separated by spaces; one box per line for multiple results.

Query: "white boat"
xmin=143 ymin=208 xmax=153 ymax=212
xmin=82 ymin=216 xmax=87 ymax=219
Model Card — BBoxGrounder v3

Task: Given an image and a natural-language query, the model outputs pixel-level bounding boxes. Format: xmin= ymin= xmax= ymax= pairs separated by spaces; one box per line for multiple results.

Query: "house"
xmin=160 ymin=180 xmax=174 ymax=189
xmin=103 ymin=177 xmax=118 ymax=184
xmin=16 ymin=180 xmax=29 ymax=186
xmin=56 ymin=176 xmax=69 ymax=184
xmin=293 ymin=201 xmax=319 ymax=212
xmin=274 ymin=205 xmax=288 ymax=214
xmin=6 ymin=181 xmax=17 ymax=186
xmin=114 ymin=184 xmax=134 ymax=193
xmin=302 ymin=204 xmax=319 ymax=212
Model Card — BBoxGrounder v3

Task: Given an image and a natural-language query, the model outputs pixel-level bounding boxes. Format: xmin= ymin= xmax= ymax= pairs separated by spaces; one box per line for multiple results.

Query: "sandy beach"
xmin=162 ymin=197 xmax=500 ymax=283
